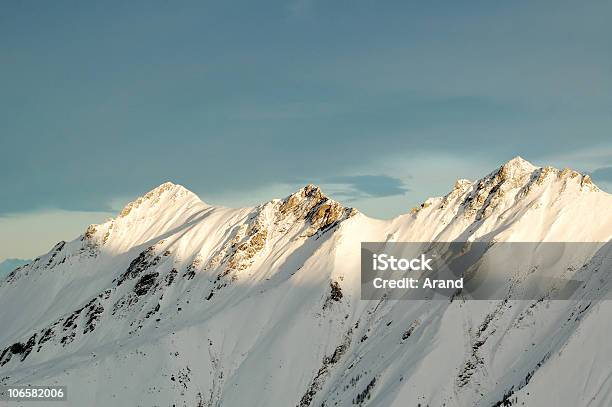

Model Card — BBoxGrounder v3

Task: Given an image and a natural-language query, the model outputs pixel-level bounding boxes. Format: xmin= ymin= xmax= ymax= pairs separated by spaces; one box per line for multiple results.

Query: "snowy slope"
xmin=1 ymin=157 xmax=611 ymax=407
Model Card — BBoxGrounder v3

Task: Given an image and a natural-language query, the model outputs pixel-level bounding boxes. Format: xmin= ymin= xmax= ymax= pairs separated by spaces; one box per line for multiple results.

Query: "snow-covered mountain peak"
xmin=484 ymin=156 xmax=599 ymax=192
xmin=486 ymin=156 xmax=538 ymax=188
xmin=502 ymin=155 xmax=537 ymax=172
xmin=81 ymin=182 xmax=209 ymax=254
xmin=404 ymin=159 xmax=611 ymax=243
xmin=250 ymin=184 xmax=358 ymax=239
xmin=279 ymin=184 xmax=358 ymax=225
xmin=117 ymin=181 xmax=203 ymax=219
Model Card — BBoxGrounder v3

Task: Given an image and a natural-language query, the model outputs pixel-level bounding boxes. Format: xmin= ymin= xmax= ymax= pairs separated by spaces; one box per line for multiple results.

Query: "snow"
xmin=1 ymin=157 xmax=611 ymax=406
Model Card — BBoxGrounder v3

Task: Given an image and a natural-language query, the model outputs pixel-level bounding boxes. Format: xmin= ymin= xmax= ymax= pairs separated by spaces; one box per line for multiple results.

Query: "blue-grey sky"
xmin=1 ymin=0 xmax=611 ymax=261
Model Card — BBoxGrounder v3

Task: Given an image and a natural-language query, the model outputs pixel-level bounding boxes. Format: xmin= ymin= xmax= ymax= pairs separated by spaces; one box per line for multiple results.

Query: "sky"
xmin=1 ymin=0 xmax=611 ymax=261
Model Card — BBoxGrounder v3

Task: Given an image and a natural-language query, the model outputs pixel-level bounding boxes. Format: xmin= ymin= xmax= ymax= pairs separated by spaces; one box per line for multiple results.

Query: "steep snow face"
xmin=1 ymin=158 xmax=611 ymax=407
xmin=84 ymin=182 xmax=211 ymax=254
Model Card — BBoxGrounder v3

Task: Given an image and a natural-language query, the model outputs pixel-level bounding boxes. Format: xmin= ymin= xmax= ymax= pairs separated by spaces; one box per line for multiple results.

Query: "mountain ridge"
xmin=1 ymin=157 xmax=611 ymax=407
xmin=75 ymin=155 xmax=607 ymax=255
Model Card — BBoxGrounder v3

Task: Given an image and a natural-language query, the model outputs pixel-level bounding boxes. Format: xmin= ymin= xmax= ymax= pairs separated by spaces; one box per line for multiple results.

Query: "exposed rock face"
xmin=225 ymin=218 xmax=268 ymax=272
xmin=285 ymin=184 xmax=357 ymax=236
xmin=209 ymin=185 xmax=356 ymax=282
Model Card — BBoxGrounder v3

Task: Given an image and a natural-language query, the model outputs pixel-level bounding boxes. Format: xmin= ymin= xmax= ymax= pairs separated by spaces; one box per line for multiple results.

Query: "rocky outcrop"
xmin=207 ymin=185 xmax=356 ymax=280
xmin=280 ymin=184 xmax=357 ymax=236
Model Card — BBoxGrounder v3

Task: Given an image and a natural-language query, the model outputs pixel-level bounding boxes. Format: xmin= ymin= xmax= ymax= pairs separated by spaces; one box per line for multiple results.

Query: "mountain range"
xmin=1 ymin=157 xmax=611 ymax=406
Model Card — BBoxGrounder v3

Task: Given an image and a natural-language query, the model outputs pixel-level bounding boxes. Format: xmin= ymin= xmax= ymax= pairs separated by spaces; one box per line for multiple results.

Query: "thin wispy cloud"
xmin=325 ymin=175 xmax=409 ymax=199
xmin=591 ymin=167 xmax=612 ymax=183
